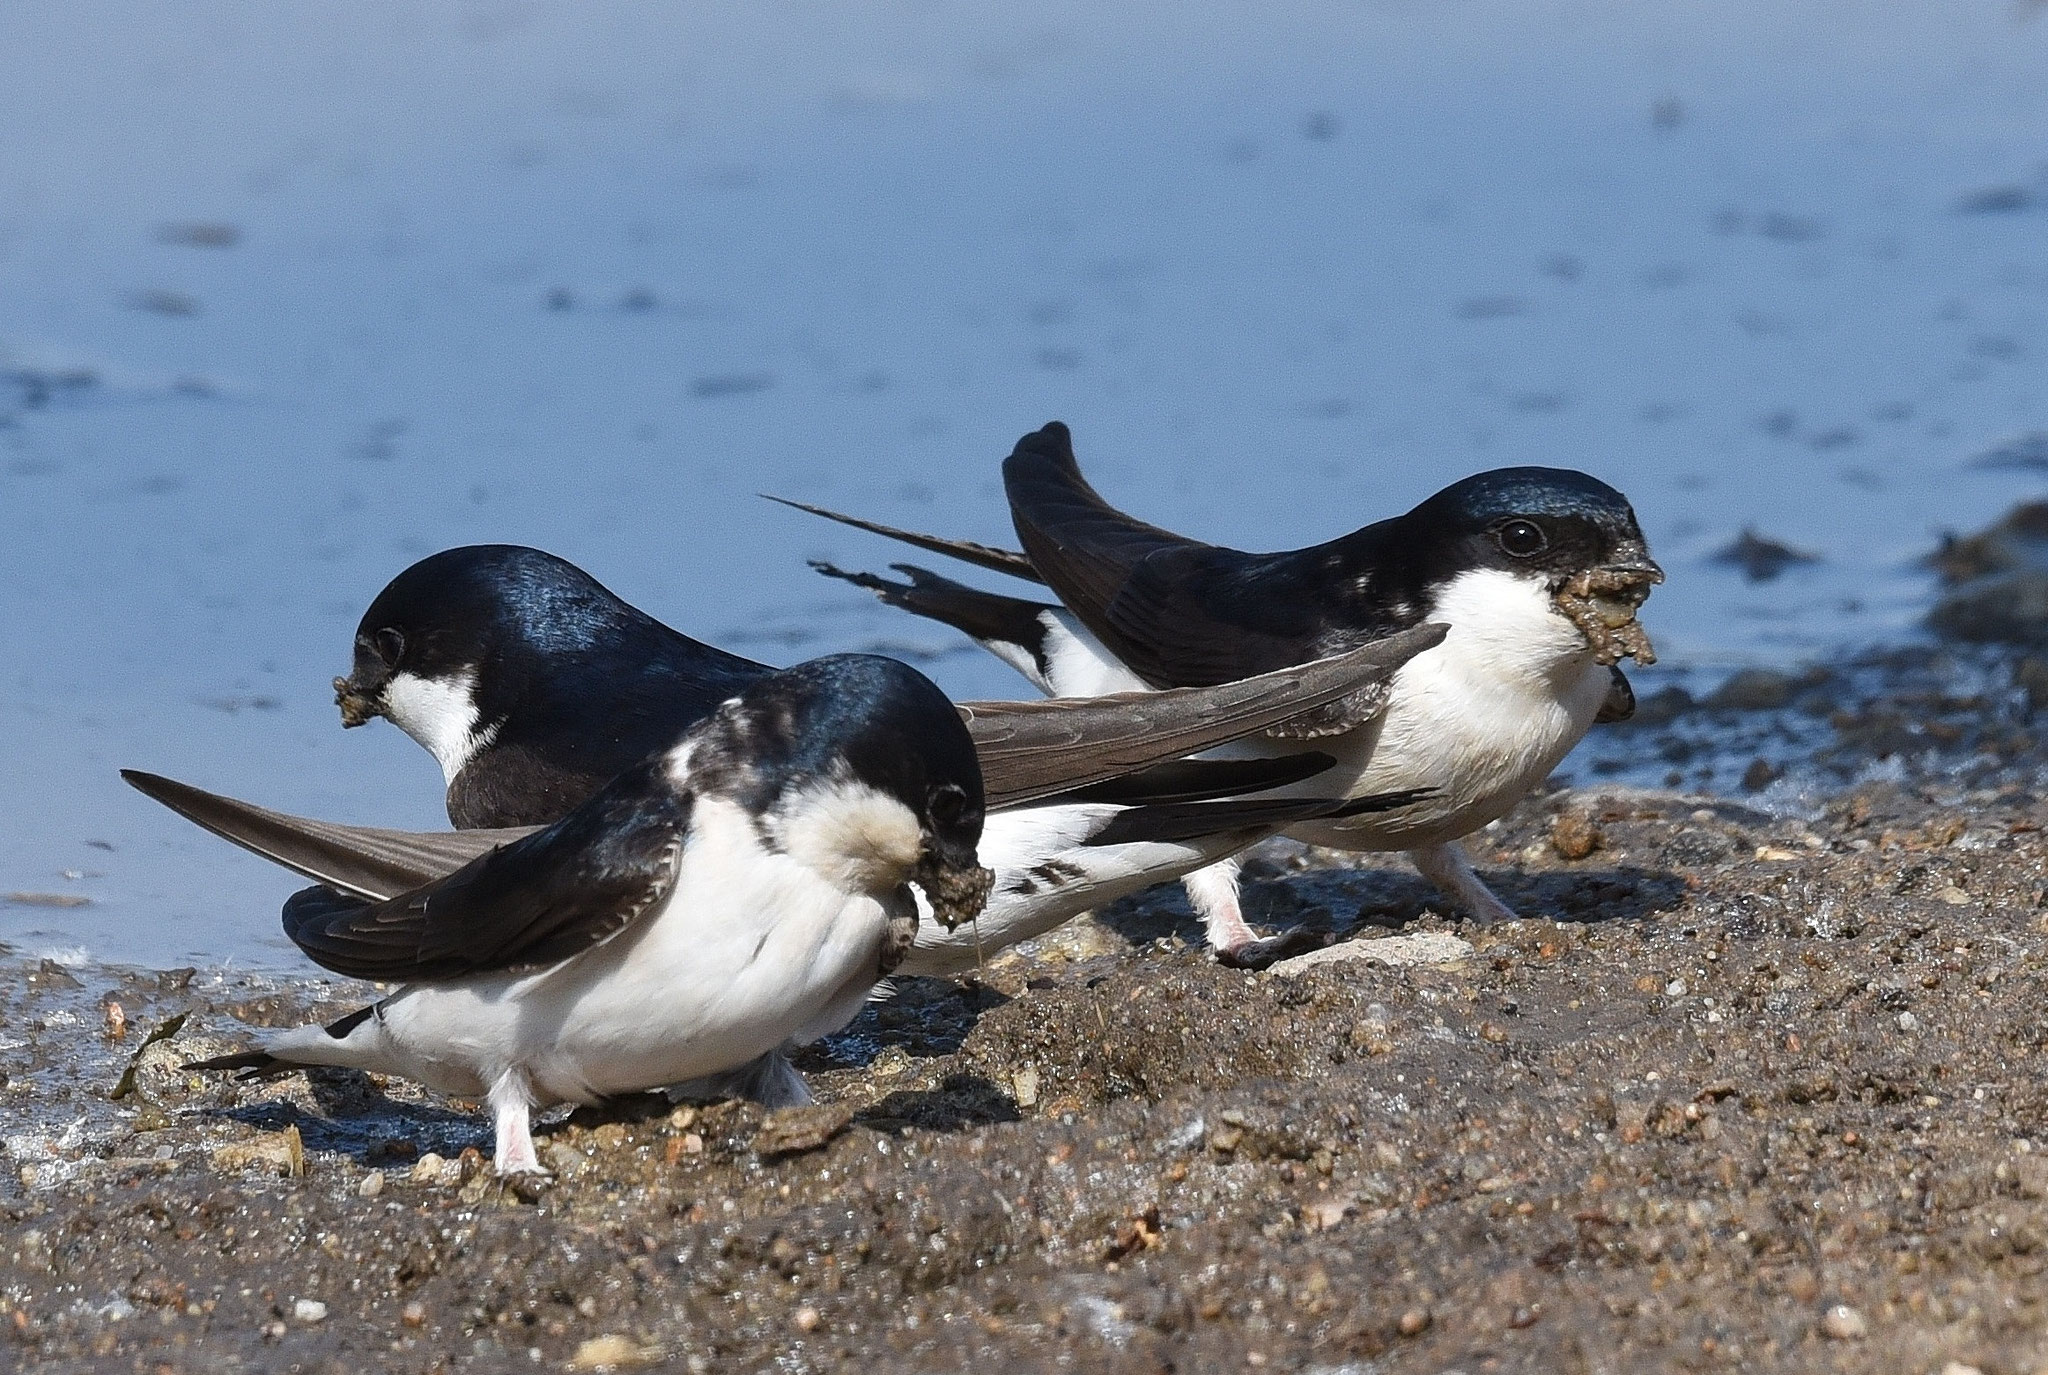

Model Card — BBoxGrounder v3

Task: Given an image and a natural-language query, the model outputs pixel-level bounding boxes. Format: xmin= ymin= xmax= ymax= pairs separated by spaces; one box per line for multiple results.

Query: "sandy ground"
xmin=7 ymin=643 xmax=2048 ymax=1373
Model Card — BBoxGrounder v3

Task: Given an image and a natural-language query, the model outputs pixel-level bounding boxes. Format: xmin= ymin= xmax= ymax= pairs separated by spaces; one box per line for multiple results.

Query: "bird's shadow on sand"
xmin=202 ymin=980 xmax=1024 ymax=1159
xmin=1093 ymin=859 xmax=1690 ymax=951
xmin=214 ymin=1070 xmax=488 ymax=1161
xmin=804 ymin=976 xmax=1010 ymax=1072
xmin=855 ymin=1073 xmax=1023 ymax=1134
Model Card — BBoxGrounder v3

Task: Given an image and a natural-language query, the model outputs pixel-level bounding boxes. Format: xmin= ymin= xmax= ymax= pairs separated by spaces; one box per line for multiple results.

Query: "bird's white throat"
xmin=382 ymin=670 xmax=498 ymax=783
xmin=772 ymin=776 xmax=924 ymax=895
xmin=1423 ymin=566 xmax=1598 ymax=688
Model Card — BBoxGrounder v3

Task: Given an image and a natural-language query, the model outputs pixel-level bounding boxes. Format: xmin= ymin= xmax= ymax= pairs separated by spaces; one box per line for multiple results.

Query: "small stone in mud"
xmin=1818 ymin=1303 xmax=1868 ymax=1340
xmin=755 ymin=1103 xmax=854 ymax=1158
xmin=1665 ymin=828 xmax=1734 ymax=866
xmin=571 ymin=1334 xmax=664 ymax=1370
xmin=357 ymin=1170 xmax=385 ymax=1198
xmin=28 ymin=958 xmax=83 ymax=988
xmin=793 ymin=1306 xmax=823 ymax=1333
xmin=1350 ymin=1005 xmax=1397 ymax=1056
xmin=292 ymin=1299 xmax=327 ymax=1324
xmin=1706 ymin=668 xmax=1796 ymax=712
xmin=1549 ymin=810 xmax=1603 ymax=860
xmin=1269 ymin=932 xmax=1473 ymax=975
xmin=1398 ymin=1307 xmax=1432 ymax=1336
xmin=545 ymin=1141 xmax=591 ymax=1178
xmin=401 ymin=1302 xmax=427 ymax=1328
xmin=1711 ymin=528 xmax=1819 ymax=582
xmin=1928 ymin=500 xmax=2048 ymax=583
xmin=1930 ymin=570 xmax=2048 ymax=646
xmin=1632 ymin=685 xmax=1694 ymax=727
xmin=210 ymin=1125 xmax=305 ymax=1178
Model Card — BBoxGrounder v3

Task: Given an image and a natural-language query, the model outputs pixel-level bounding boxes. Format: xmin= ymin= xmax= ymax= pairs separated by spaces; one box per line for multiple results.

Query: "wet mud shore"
xmin=9 ymin=643 xmax=2048 ymax=1373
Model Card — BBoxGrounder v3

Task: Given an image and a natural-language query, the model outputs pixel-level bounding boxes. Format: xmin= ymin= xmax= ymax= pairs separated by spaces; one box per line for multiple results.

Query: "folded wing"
xmin=963 ymin=624 xmax=1446 ymax=806
xmin=279 ymin=760 xmax=689 ymax=981
xmin=121 ymin=769 xmax=525 ymax=899
xmin=1003 ymin=421 xmax=1361 ymax=691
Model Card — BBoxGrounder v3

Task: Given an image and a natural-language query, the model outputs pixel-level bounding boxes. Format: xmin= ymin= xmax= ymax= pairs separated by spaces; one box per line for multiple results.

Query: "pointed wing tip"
xmin=121 ymin=768 xmax=198 ymax=809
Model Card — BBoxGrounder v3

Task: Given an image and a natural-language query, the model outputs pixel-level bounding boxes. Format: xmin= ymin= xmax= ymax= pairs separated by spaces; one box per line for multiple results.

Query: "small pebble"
xmin=1897 ymin=1011 xmax=1921 ymax=1033
xmin=1549 ymin=810 xmax=1603 ymax=861
xmin=410 ymin=1152 xmax=447 ymax=1184
xmin=793 ymin=1306 xmax=822 ymax=1333
xmin=292 ymin=1299 xmax=327 ymax=1324
xmin=401 ymin=1301 xmax=427 ymax=1328
xmin=1398 ymin=1307 xmax=1432 ymax=1337
xmin=358 ymin=1170 xmax=385 ymax=1199
xmin=1819 ymin=1303 xmax=1868 ymax=1340
xmin=570 ymin=1334 xmax=663 ymax=1370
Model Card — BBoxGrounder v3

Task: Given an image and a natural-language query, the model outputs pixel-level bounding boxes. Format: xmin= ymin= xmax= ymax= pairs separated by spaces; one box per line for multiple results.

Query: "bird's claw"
xmin=1213 ymin=925 xmax=1331 ymax=971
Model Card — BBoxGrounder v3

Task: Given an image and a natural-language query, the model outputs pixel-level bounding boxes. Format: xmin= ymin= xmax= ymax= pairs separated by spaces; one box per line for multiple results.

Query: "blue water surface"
xmin=5 ymin=0 xmax=2047 ymax=963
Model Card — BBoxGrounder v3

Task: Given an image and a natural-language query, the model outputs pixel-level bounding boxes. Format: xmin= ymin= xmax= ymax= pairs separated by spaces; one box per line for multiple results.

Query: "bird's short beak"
xmin=913 ymin=841 xmax=993 ymax=932
xmin=1555 ymin=543 xmax=1663 ymax=667
xmin=1598 ymin=543 xmax=1665 ymax=588
xmin=333 ymin=672 xmax=387 ymax=728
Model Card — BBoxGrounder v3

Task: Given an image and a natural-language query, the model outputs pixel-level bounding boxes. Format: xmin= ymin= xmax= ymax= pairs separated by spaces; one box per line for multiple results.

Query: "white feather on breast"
xmin=1003 ymin=567 xmax=1610 ymax=853
xmin=287 ymin=796 xmax=893 ymax=1105
xmin=1288 ymin=567 xmax=1608 ymax=847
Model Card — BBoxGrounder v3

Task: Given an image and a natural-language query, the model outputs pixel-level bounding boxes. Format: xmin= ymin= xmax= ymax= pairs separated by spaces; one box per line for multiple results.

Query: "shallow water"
xmin=5 ymin=0 xmax=2048 ymax=964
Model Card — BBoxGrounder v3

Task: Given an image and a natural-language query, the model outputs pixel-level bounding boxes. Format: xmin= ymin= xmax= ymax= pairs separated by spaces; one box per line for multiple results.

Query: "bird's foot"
xmin=1408 ymin=841 xmax=1521 ymax=925
xmin=1212 ymin=924 xmax=1331 ymax=971
xmin=491 ymin=1166 xmax=552 ymax=1203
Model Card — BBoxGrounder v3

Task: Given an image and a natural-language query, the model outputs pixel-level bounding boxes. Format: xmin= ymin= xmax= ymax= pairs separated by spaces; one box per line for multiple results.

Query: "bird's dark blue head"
xmin=1399 ymin=467 xmax=1659 ymax=589
xmin=1373 ymin=466 xmax=1662 ymax=666
xmin=334 ymin=546 xmax=638 ymax=725
xmin=689 ymin=653 xmax=990 ymax=925
xmin=334 ymin=545 xmax=768 ymax=744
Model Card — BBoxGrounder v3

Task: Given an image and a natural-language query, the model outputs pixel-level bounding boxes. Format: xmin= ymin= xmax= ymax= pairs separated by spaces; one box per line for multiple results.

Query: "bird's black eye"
xmin=928 ymin=783 xmax=969 ymax=829
xmin=1495 ymin=519 xmax=1548 ymax=557
xmin=372 ymin=627 xmax=405 ymax=666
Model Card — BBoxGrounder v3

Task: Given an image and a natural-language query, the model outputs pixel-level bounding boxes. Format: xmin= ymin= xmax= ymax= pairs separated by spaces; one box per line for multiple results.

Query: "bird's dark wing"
xmin=122 ymin=770 xmax=526 ymax=900
xmin=280 ymin=759 xmax=690 ymax=982
xmin=1055 ymin=753 xmax=1338 ymax=806
xmin=960 ymin=624 xmax=1447 ymax=808
xmin=1003 ymin=421 xmax=1368 ymax=689
xmin=449 ymin=624 xmax=771 ymax=828
xmin=1082 ymin=785 xmax=1434 ymax=848
xmin=762 ymin=495 xmax=1043 ymax=583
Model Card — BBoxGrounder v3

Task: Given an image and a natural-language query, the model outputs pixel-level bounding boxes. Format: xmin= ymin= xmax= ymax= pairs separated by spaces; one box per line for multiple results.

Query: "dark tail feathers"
xmin=184 ymin=1049 xmax=289 ymax=1080
xmin=812 ymin=561 xmax=1057 ymax=660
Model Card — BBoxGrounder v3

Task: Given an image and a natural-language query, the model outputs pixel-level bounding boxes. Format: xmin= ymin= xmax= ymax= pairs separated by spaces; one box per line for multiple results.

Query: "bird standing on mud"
xmin=785 ymin=421 xmax=1663 ymax=952
xmin=316 ymin=544 xmax=1436 ymax=975
xmin=150 ymin=656 xmax=989 ymax=1178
